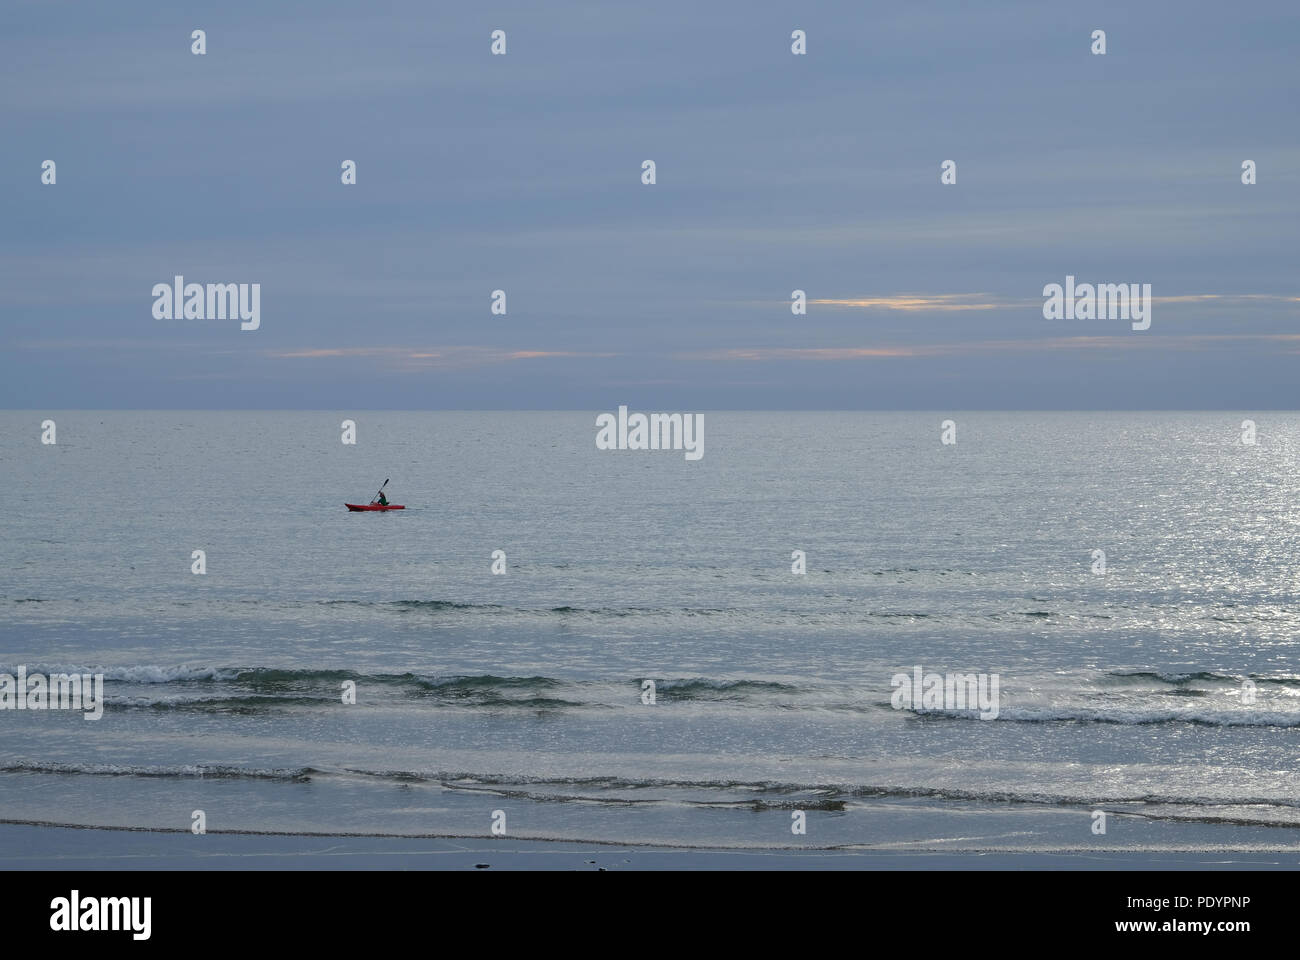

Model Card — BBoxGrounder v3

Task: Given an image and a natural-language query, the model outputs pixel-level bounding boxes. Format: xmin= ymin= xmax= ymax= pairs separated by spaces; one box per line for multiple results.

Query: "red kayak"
xmin=345 ymin=503 xmax=405 ymax=511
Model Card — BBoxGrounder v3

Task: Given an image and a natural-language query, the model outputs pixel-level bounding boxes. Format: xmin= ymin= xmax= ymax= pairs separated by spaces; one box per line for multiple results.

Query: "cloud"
xmin=805 ymin=292 xmax=1300 ymax=312
xmin=693 ymin=333 xmax=1300 ymax=362
xmin=810 ymin=294 xmax=1013 ymax=311
xmin=712 ymin=347 xmax=922 ymax=360
xmin=273 ymin=346 xmax=616 ymax=369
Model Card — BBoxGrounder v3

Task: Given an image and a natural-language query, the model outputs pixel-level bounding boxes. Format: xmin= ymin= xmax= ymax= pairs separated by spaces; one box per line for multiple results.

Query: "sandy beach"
xmin=3 ymin=823 xmax=1296 ymax=871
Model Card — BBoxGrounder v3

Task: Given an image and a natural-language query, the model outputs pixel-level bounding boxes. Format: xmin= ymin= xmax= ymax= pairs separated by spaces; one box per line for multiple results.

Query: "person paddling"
xmin=345 ymin=479 xmax=403 ymax=511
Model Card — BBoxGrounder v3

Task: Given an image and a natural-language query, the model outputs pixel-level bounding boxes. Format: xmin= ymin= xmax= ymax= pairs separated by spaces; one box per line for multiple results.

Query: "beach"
xmin=6 ymin=824 xmax=1298 ymax=871
xmin=4 ymin=411 xmax=1300 ymax=864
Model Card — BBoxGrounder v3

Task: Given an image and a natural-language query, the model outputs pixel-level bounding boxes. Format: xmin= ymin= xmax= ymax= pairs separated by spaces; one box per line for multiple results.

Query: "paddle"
xmin=370 ymin=478 xmax=390 ymax=505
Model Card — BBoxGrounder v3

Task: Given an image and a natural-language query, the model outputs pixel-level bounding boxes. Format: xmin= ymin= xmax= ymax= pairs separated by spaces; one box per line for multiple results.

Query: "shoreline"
xmin=3 ymin=823 xmax=1297 ymax=871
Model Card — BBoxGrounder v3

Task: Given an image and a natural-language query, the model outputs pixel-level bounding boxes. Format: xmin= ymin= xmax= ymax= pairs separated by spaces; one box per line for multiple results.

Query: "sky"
xmin=2 ymin=0 xmax=1298 ymax=409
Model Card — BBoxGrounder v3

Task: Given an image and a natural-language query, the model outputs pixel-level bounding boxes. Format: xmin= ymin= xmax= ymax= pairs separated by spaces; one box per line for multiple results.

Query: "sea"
xmin=3 ymin=411 xmax=1300 ymax=853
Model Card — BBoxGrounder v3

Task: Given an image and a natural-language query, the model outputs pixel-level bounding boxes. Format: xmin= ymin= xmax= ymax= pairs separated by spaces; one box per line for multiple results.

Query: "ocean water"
xmin=3 ymin=411 xmax=1300 ymax=853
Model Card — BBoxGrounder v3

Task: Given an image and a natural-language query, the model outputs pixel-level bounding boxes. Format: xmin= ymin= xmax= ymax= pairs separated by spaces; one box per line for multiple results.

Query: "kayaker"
xmin=377 ymin=490 xmax=389 ymax=506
